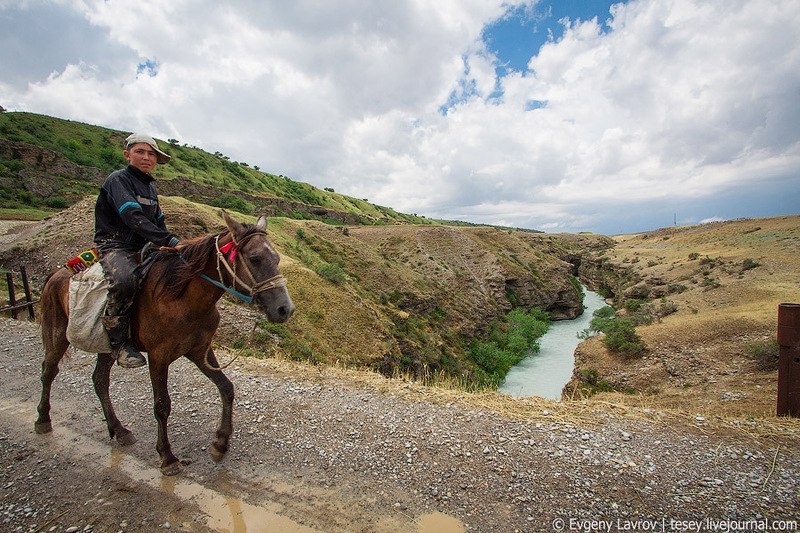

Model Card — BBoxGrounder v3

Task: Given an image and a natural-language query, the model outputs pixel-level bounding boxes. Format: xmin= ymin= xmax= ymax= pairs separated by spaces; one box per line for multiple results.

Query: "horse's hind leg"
xmin=190 ymin=348 xmax=234 ymax=463
xmin=36 ymin=271 xmax=72 ymax=434
xmin=92 ymin=353 xmax=136 ymax=446
xmin=35 ymin=313 xmax=69 ymax=434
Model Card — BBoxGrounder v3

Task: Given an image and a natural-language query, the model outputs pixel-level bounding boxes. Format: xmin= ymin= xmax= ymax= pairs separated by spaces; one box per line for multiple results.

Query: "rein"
xmin=188 ymin=229 xmax=288 ymax=372
xmin=198 ymin=230 xmax=287 ymax=304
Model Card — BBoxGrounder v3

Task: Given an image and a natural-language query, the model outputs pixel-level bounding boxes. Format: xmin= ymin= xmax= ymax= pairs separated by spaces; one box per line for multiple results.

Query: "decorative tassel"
xmin=219 ymin=241 xmax=237 ymax=263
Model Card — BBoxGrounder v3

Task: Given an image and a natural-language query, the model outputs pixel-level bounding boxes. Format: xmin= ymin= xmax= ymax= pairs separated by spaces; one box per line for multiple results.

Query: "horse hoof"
xmin=161 ymin=461 xmax=182 ymax=476
xmin=34 ymin=421 xmax=52 ymax=434
xmin=116 ymin=431 xmax=136 ymax=446
xmin=208 ymin=444 xmax=227 ymax=463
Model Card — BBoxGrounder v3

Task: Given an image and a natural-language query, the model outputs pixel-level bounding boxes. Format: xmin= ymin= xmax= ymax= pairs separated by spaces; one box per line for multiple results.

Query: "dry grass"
xmin=571 ymin=215 xmax=800 ymax=419
xmin=230 ymin=346 xmax=800 ymax=442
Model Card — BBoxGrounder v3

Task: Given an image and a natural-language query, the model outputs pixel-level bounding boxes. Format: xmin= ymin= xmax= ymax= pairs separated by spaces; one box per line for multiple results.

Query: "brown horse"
xmin=35 ymin=211 xmax=295 ymax=475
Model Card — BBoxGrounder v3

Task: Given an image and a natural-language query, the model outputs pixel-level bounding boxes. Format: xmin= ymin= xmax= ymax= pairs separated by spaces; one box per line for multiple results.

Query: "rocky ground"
xmin=1 ymin=317 xmax=799 ymax=533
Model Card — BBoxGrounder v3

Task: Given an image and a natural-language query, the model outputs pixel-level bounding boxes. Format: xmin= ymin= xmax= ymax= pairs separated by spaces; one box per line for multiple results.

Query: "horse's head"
xmin=222 ymin=211 xmax=295 ymax=323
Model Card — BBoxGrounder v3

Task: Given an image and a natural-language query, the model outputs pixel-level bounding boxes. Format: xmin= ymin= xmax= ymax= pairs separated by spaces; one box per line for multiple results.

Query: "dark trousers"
xmin=98 ymin=246 xmax=139 ymax=317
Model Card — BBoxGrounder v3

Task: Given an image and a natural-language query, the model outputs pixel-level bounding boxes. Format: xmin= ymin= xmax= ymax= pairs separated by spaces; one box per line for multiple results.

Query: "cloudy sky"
xmin=1 ymin=0 xmax=798 ymax=234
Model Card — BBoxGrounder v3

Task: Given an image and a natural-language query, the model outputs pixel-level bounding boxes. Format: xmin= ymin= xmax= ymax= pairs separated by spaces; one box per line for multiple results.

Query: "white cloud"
xmin=1 ymin=0 xmax=798 ymax=234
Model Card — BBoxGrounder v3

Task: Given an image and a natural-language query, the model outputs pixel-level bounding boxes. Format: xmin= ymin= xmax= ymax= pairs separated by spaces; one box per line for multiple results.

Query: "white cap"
xmin=124 ymin=133 xmax=171 ymax=164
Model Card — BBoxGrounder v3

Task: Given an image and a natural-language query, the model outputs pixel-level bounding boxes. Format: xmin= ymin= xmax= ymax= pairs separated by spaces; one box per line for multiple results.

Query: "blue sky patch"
xmin=483 ymin=0 xmax=623 ymax=75
xmin=136 ymin=59 xmax=159 ymax=78
xmin=525 ymin=99 xmax=548 ymax=111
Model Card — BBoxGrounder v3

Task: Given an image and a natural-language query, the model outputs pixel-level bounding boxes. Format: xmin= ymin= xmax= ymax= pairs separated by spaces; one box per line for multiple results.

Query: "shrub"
xmin=314 ymin=262 xmax=346 ymax=284
xmin=602 ymin=319 xmax=646 ymax=358
xmin=579 ymin=306 xmax=646 ymax=357
xmin=585 ymin=305 xmax=615 ymax=335
xmin=578 ymin=368 xmax=614 ymax=393
xmin=626 ymin=297 xmax=678 ymax=326
xmin=467 ymin=308 xmax=550 ymax=385
xmin=746 ymin=337 xmax=779 ymax=371
xmin=44 ymin=196 xmax=69 ymax=209
xmin=211 ymin=194 xmax=254 ymax=215
xmin=625 ymin=299 xmax=644 ymax=312
xmin=741 ymin=258 xmax=760 ymax=272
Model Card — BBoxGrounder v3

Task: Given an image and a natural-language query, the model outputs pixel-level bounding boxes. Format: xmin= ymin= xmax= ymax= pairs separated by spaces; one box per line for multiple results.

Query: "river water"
xmin=499 ymin=287 xmax=607 ymax=400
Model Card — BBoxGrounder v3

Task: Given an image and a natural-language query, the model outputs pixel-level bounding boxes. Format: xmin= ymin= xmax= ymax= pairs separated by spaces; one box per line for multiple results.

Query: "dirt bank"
xmin=1 ymin=317 xmax=799 ymax=532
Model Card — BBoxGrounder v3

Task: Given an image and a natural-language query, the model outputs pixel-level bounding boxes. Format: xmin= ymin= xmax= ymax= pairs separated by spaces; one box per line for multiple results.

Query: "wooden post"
xmin=20 ymin=266 xmax=35 ymax=320
xmin=777 ymin=303 xmax=800 ymax=417
xmin=5 ymin=272 xmax=17 ymax=319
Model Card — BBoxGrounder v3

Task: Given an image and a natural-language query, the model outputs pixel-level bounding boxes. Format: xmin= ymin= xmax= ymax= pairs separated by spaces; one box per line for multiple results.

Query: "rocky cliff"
xmin=0 ymin=139 xmax=105 ymax=202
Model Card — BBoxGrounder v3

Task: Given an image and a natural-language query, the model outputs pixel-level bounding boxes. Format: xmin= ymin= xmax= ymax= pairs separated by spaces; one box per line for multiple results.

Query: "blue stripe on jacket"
xmin=118 ymin=201 xmax=141 ymax=214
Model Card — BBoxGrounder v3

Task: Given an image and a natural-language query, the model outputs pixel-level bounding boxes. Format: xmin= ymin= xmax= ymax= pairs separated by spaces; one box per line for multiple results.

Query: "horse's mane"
xmin=149 ymin=224 xmax=263 ymax=300
xmin=149 ymin=232 xmax=220 ymax=300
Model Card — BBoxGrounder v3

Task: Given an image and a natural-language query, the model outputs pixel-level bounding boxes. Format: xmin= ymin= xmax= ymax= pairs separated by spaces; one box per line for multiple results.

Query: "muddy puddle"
xmin=2 ymin=391 xmax=466 ymax=533
xmin=111 ymin=447 xmax=464 ymax=532
xmin=110 ymin=448 xmax=317 ymax=532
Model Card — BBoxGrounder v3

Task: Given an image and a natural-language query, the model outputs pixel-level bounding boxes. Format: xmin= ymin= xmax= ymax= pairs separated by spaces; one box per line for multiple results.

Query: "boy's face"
xmin=124 ymin=142 xmax=159 ymax=173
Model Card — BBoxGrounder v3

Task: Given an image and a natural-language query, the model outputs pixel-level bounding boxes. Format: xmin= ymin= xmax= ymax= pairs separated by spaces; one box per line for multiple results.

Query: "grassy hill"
xmin=0 ymin=111 xmax=447 ymax=226
xmin=0 ymin=196 xmax=601 ymax=390
xmin=0 ymin=110 xmax=602 ymax=391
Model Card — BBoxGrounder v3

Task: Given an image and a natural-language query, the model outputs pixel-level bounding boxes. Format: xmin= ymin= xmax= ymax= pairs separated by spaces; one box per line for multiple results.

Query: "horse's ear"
xmin=256 ymin=215 xmax=267 ymax=231
xmin=220 ymin=209 xmax=244 ymax=235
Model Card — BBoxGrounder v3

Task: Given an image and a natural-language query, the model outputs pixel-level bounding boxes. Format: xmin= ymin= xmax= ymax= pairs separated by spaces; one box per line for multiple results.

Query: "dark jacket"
xmin=94 ymin=165 xmax=179 ymax=251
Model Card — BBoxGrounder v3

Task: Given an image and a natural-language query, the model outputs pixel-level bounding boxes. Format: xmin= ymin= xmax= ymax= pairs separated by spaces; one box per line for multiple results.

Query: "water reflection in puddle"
xmin=417 ymin=511 xmax=466 ymax=532
xmin=109 ymin=449 xmax=317 ymax=532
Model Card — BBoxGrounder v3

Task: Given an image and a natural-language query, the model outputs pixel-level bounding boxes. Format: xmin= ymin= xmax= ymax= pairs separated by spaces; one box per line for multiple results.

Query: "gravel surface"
xmin=1 ymin=317 xmax=799 ymax=532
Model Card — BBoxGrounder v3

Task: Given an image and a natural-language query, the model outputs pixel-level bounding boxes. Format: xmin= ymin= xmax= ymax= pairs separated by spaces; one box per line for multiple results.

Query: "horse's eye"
xmin=248 ymin=255 xmax=261 ymax=266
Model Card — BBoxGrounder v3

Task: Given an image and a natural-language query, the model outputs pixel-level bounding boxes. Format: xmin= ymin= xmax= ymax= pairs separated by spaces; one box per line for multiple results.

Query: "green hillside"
xmin=0 ymin=111 xmax=439 ymax=226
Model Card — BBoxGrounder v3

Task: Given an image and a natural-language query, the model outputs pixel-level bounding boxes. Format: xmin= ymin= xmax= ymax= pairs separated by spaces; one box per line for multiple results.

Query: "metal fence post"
xmin=777 ymin=303 xmax=800 ymax=417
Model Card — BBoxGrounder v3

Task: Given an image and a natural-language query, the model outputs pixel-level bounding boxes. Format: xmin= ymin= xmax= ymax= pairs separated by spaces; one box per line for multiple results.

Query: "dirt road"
xmin=1 ymin=317 xmax=799 ymax=533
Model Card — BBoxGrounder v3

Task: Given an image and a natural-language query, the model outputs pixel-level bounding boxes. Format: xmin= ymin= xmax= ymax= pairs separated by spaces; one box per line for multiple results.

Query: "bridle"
xmin=199 ymin=230 xmax=287 ymax=304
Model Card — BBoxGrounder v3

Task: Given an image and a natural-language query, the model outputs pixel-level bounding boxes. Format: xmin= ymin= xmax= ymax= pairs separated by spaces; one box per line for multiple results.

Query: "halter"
xmin=198 ymin=230 xmax=287 ymax=304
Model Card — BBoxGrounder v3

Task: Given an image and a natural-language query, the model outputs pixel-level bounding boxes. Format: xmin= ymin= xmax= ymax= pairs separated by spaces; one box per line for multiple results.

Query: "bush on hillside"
xmin=211 ymin=194 xmax=254 ymax=215
xmin=602 ymin=319 xmax=646 ymax=358
xmin=579 ymin=305 xmax=646 ymax=358
xmin=314 ymin=262 xmax=347 ymax=285
xmin=468 ymin=308 xmax=550 ymax=386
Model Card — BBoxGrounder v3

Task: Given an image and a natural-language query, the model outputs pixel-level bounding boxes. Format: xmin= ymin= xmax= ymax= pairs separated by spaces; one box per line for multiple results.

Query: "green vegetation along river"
xmin=499 ymin=287 xmax=607 ymax=400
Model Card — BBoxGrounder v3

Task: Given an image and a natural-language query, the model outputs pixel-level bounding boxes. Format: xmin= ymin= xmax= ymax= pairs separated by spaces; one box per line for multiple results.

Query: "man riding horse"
xmin=94 ymin=133 xmax=181 ymax=368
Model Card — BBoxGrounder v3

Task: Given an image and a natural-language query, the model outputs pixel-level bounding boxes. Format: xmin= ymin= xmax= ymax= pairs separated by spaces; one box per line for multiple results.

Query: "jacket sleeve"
xmin=104 ymin=174 xmax=180 ymax=247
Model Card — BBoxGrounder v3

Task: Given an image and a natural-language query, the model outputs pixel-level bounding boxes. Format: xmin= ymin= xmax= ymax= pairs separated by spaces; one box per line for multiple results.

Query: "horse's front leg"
xmin=149 ymin=359 xmax=181 ymax=475
xmin=190 ymin=347 xmax=234 ymax=462
xmin=92 ymin=353 xmax=136 ymax=445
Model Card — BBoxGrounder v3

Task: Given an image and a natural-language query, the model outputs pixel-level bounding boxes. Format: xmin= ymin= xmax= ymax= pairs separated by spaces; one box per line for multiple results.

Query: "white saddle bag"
xmin=66 ymin=262 xmax=113 ymax=353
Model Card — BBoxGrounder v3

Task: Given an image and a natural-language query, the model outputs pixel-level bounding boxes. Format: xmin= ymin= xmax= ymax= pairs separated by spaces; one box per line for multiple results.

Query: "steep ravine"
xmin=0 ymin=199 xmax=607 ymax=385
